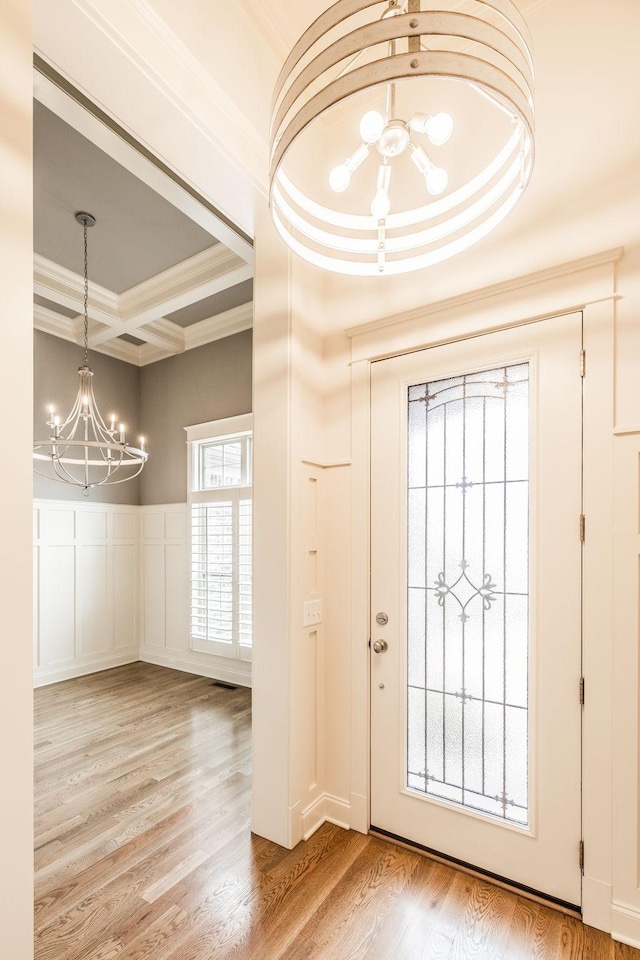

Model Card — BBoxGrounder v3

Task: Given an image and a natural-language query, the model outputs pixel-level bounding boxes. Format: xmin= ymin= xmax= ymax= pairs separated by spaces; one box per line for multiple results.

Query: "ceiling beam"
xmin=34 ymin=245 xmax=253 ymax=352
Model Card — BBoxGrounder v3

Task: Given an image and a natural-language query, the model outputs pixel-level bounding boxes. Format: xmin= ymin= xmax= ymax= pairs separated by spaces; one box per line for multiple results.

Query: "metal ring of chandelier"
xmin=269 ymin=0 xmax=535 ymax=276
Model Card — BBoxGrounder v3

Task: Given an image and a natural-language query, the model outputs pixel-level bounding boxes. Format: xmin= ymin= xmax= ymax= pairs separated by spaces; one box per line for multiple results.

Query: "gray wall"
xmin=140 ymin=329 xmax=252 ymax=504
xmin=34 ymin=330 xmax=142 ymax=504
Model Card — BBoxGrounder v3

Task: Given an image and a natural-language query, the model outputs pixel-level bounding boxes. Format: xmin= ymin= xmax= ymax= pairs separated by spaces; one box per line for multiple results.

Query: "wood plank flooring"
xmin=35 ymin=662 xmax=638 ymax=959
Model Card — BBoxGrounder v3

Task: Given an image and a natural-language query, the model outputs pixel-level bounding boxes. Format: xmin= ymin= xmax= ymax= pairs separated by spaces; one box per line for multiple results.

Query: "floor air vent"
xmin=211 ymin=680 xmax=238 ymax=690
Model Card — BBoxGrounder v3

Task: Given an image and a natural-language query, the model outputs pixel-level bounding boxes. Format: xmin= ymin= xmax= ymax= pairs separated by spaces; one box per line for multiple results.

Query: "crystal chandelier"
xmin=33 ymin=212 xmax=148 ymax=496
xmin=269 ymin=0 xmax=535 ymax=275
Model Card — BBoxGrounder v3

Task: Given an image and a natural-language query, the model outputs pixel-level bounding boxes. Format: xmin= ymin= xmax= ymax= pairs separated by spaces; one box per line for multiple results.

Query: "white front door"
xmin=370 ymin=313 xmax=583 ymax=908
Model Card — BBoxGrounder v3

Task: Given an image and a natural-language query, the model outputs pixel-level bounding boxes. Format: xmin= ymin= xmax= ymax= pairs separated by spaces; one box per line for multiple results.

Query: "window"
xmin=186 ymin=415 xmax=252 ymax=661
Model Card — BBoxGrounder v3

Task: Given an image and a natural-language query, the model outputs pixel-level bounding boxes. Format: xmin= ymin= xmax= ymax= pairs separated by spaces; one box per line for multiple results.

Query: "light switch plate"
xmin=303 ymin=599 xmax=323 ymax=627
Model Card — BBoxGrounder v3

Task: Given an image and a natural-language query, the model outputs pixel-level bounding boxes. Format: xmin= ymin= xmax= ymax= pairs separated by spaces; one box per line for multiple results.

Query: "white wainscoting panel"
xmin=611 ymin=432 xmax=640 ymax=947
xmin=33 ymin=499 xmax=139 ymax=686
xmin=139 ymin=504 xmax=252 ymax=687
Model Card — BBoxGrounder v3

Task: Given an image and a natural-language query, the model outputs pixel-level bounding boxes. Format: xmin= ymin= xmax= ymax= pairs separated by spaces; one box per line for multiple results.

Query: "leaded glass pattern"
xmin=406 ymin=363 xmax=529 ymax=826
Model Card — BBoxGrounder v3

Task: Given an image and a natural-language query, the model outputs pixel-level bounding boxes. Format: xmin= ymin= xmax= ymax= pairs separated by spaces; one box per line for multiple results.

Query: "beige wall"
xmin=0 ymin=0 xmax=34 ymax=955
xmin=140 ymin=329 xmax=252 ymax=504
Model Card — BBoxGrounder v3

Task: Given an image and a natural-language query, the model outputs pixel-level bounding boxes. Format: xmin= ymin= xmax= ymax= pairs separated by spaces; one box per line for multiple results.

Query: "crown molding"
xmin=34 ymin=302 xmax=78 ymax=343
xmin=75 ymin=0 xmax=268 ymax=196
xmin=234 ymin=0 xmax=291 ymax=65
xmin=94 ymin=337 xmax=142 ymax=365
xmin=138 ymin=342 xmax=173 ymax=366
xmin=183 ymin=301 xmax=253 ymax=352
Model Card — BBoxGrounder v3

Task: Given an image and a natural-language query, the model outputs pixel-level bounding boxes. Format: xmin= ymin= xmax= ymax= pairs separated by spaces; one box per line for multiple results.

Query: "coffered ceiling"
xmin=33 ymin=96 xmax=254 ymax=367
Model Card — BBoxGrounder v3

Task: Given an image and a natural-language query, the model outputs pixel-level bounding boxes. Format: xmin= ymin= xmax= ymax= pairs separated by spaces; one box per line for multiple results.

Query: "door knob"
xmin=372 ymin=639 xmax=388 ymax=654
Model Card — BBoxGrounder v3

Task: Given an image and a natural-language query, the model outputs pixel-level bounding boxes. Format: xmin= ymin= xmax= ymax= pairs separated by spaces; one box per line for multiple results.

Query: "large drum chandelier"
xmin=33 ymin=212 xmax=148 ymax=496
xmin=269 ymin=0 xmax=534 ymax=276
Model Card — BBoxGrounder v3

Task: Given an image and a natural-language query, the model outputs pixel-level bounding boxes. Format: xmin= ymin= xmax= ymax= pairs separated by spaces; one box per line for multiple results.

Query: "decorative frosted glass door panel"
xmin=407 ymin=364 xmax=530 ymax=825
xmin=370 ymin=314 xmax=582 ymax=908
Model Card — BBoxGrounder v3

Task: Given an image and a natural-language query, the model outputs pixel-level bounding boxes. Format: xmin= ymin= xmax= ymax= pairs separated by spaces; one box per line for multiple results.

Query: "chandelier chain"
xmin=83 ymin=220 xmax=89 ymax=367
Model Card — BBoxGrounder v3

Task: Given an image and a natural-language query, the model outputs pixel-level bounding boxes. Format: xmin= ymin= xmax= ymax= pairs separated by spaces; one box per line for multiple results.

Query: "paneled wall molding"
xmin=33 ymin=499 xmax=252 ymax=688
xmin=138 ymin=503 xmax=252 ymax=687
xmin=611 ymin=433 xmax=640 ymax=942
xmin=33 ymin=499 xmax=139 ymax=688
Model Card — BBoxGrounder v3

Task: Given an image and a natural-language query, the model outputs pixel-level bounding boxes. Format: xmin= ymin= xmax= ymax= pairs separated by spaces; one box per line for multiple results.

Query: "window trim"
xmin=186 ymin=414 xmax=253 ymax=661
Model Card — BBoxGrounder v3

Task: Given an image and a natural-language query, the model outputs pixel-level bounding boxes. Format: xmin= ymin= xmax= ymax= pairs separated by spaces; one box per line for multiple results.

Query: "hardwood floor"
xmin=35 ymin=663 xmax=637 ymax=959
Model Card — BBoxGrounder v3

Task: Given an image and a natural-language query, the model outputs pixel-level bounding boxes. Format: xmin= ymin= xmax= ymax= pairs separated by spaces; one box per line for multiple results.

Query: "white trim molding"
xmin=34 ymin=246 xmax=253 ymax=365
xmin=345 ymin=250 xmax=618 ymax=933
xmin=301 ymin=793 xmax=351 ymax=841
xmin=138 ymin=502 xmax=253 ymax=688
xmin=612 ymin=902 xmax=640 ymax=950
xmin=346 ymin=247 xmax=623 ymax=364
xmin=33 ymin=499 xmax=139 ymax=688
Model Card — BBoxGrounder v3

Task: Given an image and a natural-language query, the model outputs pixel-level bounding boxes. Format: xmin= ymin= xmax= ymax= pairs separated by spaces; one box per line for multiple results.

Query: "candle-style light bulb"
xmin=119 ymin=423 xmax=125 ymax=443
xmin=110 ymin=414 xmax=116 ymax=433
xmin=139 ymin=436 xmax=146 ymax=452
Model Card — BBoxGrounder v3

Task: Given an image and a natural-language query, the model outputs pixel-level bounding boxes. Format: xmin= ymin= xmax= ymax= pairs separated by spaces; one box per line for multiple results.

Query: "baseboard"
xmin=582 ymin=876 xmax=612 ymax=933
xmin=33 ymin=652 xmax=138 ymax=687
xmin=301 ymin=793 xmax=351 ymax=841
xmin=612 ymin=901 xmax=640 ymax=948
xmin=139 ymin=648 xmax=252 ymax=687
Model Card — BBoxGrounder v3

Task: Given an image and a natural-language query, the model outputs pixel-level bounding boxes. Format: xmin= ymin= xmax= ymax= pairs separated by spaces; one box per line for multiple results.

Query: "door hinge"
xmin=579 ymin=676 xmax=585 ymax=705
xmin=580 ymin=349 xmax=586 ymax=378
xmin=579 ymin=840 xmax=585 ymax=872
xmin=579 ymin=515 xmax=585 ymax=542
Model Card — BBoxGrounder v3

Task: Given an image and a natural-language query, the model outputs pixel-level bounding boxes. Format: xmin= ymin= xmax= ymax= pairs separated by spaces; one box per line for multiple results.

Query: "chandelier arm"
xmin=51 ymin=454 xmax=85 ymax=487
xmin=272 ymin=51 xmax=533 ymax=182
xmin=278 ymin=151 xmax=521 ymax=256
xmin=276 ymin=124 xmax=523 ymax=231
xmin=87 ymin=383 xmax=116 ymax=440
xmin=90 ymin=460 xmax=147 ymax=486
xmin=273 ymin=146 xmax=524 ymax=256
xmin=60 ymin=392 xmax=83 ymax=432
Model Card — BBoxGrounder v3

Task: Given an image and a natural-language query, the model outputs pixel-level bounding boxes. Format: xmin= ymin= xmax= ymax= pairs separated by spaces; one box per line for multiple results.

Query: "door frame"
xmin=346 ymin=250 xmax=618 ymax=932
